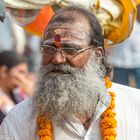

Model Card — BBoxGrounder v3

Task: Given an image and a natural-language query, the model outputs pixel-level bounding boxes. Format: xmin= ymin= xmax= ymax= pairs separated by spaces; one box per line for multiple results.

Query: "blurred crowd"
xmin=0 ymin=15 xmax=41 ymax=124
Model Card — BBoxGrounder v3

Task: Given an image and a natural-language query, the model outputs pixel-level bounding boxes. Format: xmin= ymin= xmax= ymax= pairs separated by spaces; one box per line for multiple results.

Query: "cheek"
xmin=8 ymin=71 xmax=15 ymax=79
xmin=69 ymin=51 xmax=90 ymax=68
xmin=7 ymin=70 xmax=17 ymax=83
xmin=5 ymin=74 xmax=17 ymax=88
xmin=42 ymin=55 xmax=52 ymax=65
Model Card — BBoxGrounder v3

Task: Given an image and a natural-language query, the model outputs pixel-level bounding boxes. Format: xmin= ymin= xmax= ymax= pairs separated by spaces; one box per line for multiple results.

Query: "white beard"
xmin=32 ymin=56 xmax=107 ymax=121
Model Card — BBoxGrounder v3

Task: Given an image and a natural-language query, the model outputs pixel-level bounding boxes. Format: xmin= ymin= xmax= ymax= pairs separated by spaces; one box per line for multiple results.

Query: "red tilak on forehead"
xmin=54 ymin=29 xmax=61 ymax=48
xmin=55 ymin=34 xmax=61 ymax=48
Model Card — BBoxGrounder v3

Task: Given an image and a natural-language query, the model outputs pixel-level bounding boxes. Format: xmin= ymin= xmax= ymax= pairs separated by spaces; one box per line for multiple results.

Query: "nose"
xmin=51 ymin=51 xmax=66 ymax=64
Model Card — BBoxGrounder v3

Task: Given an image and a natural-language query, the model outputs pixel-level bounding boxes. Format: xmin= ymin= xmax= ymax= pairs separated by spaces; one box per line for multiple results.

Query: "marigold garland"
xmin=36 ymin=116 xmax=52 ymax=140
xmin=101 ymin=78 xmax=117 ymax=140
xmin=37 ymin=78 xmax=117 ymax=140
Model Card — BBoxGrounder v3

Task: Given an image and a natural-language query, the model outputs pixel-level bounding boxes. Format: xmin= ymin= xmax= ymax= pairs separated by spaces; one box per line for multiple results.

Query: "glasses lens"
xmin=63 ymin=48 xmax=78 ymax=55
xmin=41 ymin=45 xmax=55 ymax=55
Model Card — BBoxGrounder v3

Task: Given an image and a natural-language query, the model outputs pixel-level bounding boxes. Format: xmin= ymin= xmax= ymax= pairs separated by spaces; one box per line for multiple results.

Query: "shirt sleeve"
xmin=0 ymin=112 xmax=20 ymax=140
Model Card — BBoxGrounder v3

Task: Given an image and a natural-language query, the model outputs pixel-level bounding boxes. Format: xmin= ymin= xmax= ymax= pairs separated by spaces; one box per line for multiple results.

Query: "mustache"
xmin=40 ymin=63 xmax=83 ymax=75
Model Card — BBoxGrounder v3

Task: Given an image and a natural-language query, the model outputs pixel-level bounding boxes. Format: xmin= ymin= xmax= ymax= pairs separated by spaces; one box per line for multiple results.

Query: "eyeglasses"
xmin=41 ymin=45 xmax=94 ymax=56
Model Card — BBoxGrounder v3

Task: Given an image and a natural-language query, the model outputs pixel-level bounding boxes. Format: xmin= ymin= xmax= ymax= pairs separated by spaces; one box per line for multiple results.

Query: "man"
xmin=1 ymin=6 xmax=140 ymax=140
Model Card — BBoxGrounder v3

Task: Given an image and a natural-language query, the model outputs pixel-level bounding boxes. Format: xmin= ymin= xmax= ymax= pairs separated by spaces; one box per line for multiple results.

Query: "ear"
xmin=0 ymin=65 xmax=8 ymax=78
xmin=95 ymin=47 xmax=105 ymax=57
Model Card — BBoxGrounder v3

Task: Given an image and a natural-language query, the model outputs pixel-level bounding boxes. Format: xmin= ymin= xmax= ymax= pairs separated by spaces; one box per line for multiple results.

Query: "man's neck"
xmin=77 ymin=113 xmax=93 ymax=130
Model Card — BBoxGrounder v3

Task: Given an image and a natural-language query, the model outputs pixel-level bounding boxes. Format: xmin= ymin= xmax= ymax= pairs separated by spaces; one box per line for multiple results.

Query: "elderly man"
xmin=1 ymin=6 xmax=140 ymax=140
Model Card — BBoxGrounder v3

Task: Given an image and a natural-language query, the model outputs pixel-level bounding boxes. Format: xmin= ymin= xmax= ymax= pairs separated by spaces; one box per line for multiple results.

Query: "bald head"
xmin=47 ymin=10 xmax=90 ymax=32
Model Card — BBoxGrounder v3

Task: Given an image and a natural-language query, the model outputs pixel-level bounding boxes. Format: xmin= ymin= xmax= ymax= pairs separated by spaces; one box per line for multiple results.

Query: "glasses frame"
xmin=41 ymin=44 xmax=95 ymax=57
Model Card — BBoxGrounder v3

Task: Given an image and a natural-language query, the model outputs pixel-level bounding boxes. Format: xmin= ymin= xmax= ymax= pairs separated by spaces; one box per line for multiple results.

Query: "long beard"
xmin=32 ymin=57 xmax=107 ymax=121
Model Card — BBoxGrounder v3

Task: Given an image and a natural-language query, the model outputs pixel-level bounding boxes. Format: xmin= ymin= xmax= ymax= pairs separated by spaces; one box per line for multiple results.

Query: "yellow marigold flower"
xmin=109 ymin=92 xmax=115 ymax=97
xmin=104 ymin=78 xmax=112 ymax=89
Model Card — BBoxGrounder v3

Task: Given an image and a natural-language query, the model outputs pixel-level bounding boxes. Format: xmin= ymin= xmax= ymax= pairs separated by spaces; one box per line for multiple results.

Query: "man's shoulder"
xmin=110 ymin=82 xmax=140 ymax=95
xmin=10 ymin=98 xmax=32 ymax=113
xmin=110 ymin=83 xmax=140 ymax=105
xmin=6 ymin=98 xmax=33 ymax=122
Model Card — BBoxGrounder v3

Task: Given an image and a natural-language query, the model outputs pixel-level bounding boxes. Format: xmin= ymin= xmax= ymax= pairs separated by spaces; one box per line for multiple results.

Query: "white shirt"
xmin=1 ymin=83 xmax=140 ymax=140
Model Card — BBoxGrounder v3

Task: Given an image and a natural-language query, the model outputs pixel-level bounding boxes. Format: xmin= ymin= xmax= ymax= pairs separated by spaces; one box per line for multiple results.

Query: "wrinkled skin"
xmin=42 ymin=11 xmax=95 ymax=68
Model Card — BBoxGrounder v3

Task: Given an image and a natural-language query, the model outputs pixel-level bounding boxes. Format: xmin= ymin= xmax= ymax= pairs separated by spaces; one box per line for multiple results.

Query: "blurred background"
xmin=0 ymin=15 xmax=41 ymax=72
xmin=107 ymin=4 xmax=140 ymax=88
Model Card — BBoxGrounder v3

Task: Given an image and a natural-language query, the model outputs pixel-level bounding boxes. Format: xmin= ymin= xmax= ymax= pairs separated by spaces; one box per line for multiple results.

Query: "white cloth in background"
xmin=0 ymin=16 xmax=15 ymax=51
xmin=12 ymin=23 xmax=26 ymax=54
xmin=0 ymin=15 xmax=26 ymax=53
xmin=107 ymin=21 xmax=140 ymax=68
xmin=4 ymin=0 xmax=52 ymax=9
xmin=0 ymin=83 xmax=140 ymax=140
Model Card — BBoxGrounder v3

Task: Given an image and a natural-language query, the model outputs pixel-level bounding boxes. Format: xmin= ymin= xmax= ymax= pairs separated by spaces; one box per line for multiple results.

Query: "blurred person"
xmin=107 ymin=5 xmax=140 ymax=88
xmin=1 ymin=6 xmax=140 ymax=140
xmin=0 ymin=51 xmax=34 ymax=124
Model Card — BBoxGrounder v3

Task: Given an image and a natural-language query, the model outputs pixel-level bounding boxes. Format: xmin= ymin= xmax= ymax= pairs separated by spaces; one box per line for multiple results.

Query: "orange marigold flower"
xmin=38 ymin=129 xmax=51 ymax=136
xmin=39 ymin=122 xmax=52 ymax=129
xmin=101 ymin=117 xmax=117 ymax=129
xmin=40 ymin=136 xmax=51 ymax=140
xmin=39 ymin=122 xmax=45 ymax=129
xmin=102 ymin=109 xmax=116 ymax=118
xmin=46 ymin=124 xmax=52 ymax=130
xmin=102 ymin=128 xmax=117 ymax=136
xmin=103 ymin=135 xmax=116 ymax=140
xmin=108 ymin=100 xmax=115 ymax=109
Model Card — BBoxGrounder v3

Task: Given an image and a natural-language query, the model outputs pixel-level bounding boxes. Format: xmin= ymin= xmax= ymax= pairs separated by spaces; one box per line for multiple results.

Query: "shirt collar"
xmin=59 ymin=90 xmax=111 ymax=137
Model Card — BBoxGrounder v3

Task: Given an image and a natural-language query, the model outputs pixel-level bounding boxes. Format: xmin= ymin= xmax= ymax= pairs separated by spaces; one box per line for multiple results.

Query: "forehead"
xmin=43 ymin=12 xmax=90 ymax=45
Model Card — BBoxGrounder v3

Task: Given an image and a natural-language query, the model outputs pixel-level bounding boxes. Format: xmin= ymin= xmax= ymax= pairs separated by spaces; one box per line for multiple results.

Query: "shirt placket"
xmin=85 ymin=92 xmax=111 ymax=140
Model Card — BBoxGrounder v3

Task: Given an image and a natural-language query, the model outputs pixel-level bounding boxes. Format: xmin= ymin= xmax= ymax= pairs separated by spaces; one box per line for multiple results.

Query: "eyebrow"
xmin=42 ymin=41 xmax=82 ymax=49
xmin=61 ymin=42 xmax=82 ymax=49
